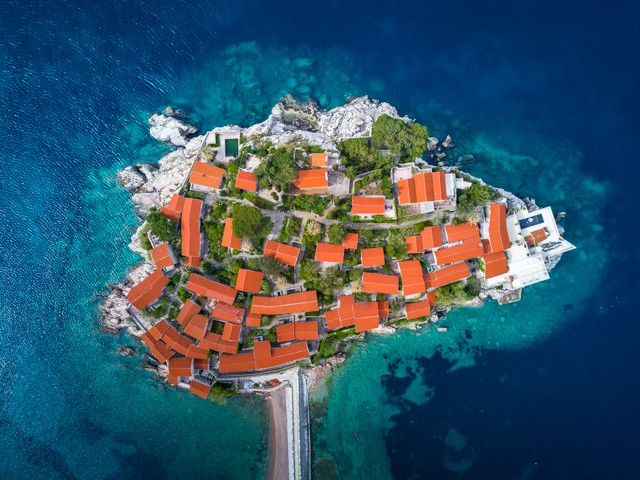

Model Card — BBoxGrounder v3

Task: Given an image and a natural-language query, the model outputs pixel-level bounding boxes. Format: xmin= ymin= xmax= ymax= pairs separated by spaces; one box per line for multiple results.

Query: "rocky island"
xmin=101 ymin=95 xmax=575 ymax=480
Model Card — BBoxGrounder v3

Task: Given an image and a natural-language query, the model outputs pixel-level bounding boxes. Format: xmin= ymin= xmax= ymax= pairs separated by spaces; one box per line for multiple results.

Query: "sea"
xmin=1 ymin=1 xmax=639 ymax=479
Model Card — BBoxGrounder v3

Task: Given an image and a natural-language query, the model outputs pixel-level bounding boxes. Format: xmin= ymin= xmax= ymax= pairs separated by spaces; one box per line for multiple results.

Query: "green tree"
xmin=385 ymin=231 xmax=408 ymax=260
xmin=372 ymin=114 xmax=429 ymax=159
xmin=327 ymin=224 xmax=346 ymax=244
xmin=248 ymin=256 xmax=290 ymax=279
xmin=145 ymin=208 xmax=180 ymax=245
xmin=254 ymin=147 xmax=296 ymax=191
xmin=231 ymin=204 xmax=272 ymax=240
xmin=299 ymin=259 xmax=320 ymax=281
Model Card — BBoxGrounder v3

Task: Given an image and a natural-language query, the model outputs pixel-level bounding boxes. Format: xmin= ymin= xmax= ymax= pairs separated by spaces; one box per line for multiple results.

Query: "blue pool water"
xmin=1 ymin=0 xmax=639 ymax=479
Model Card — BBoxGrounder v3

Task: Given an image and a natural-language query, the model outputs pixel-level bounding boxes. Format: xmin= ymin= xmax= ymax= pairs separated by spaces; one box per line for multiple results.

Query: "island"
xmin=101 ymin=95 xmax=575 ymax=480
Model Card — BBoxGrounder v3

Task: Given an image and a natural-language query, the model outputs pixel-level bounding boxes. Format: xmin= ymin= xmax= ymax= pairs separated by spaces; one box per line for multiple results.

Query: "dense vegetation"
xmin=457 ymin=183 xmax=496 ymax=215
xmin=254 ymin=147 xmax=296 ymax=191
xmin=145 ymin=208 xmax=180 ymax=246
xmin=371 ymin=114 xmax=429 ymax=160
xmin=337 ymin=138 xmax=394 ymax=178
xmin=435 ymin=279 xmax=479 ymax=307
xmin=231 ymin=204 xmax=272 ymax=240
xmin=327 ymin=224 xmax=346 ymax=244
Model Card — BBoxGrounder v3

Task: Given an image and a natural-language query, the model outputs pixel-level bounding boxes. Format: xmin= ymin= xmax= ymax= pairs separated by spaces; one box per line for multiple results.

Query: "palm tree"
xmin=274 ymin=276 xmax=289 ymax=291
xmin=241 ymin=238 xmax=253 ymax=252
xmin=306 ymin=220 xmax=322 ymax=236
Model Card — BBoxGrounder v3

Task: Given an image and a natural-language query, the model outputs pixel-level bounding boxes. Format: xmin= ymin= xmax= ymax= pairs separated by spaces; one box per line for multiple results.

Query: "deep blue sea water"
xmin=1 ymin=1 xmax=639 ymax=479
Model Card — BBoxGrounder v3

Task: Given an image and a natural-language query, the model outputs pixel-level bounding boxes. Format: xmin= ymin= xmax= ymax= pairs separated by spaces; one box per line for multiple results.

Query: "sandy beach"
xmin=267 ymin=387 xmax=289 ymax=480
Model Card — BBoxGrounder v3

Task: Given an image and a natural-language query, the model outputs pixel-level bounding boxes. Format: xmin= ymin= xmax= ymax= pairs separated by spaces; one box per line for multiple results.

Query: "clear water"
xmin=1 ymin=0 xmax=639 ymax=479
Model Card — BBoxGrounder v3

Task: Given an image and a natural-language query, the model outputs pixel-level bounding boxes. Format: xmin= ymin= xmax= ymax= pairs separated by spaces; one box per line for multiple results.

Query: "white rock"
xmin=149 ymin=113 xmax=198 ymax=146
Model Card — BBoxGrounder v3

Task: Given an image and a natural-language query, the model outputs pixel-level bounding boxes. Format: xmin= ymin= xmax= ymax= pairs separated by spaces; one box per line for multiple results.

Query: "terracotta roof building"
xmin=235 ymin=170 xmax=258 ymax=192
xmin=235 ymin=269 xmax=264 ymax=293
xmin=421 ymin=226 xmax=443 ymax=250
xmin=167 ymin=357 xmax=193 ymax=378
xmin=309 ymin=152 xmax=328 ymax=167
xmin=218 ymin=341 xmax=310 ymax=374
xmin=263 ymin=240 xmax=301 ymax=267
xmin=424 ymin=262 xmax=470 ymax=289
xmin=245 ymin=312 xmax=262 ymax=328
xmin=324 ymin=295 xmax=385 ymax=333
xmin=405 ymin=235 xmax=424 ymax=255
xmin=361 ymin=247 xmax=385 ymax=267
xmin=250 ymin=291 xmax=319 ymax=315
xmin=181 ymin=197 xmax=203 ymax=267
xmin=444 ymin=223 xmax=480 ymax=243
xmin=351 ymin=196 xmax=385 ymax=216
xmin=210 ymin=302 xmax=245 ymax=324
xmin=184 ymin=314 xmax=210 ymax=340
xmin=397 ymin=171 xmax=448 ymax=205
xmin=176 ymin=299 xmax=201 ymax=326
xmin=221 ymin=217 xmax=242 ymax=249
xmin=483 ymin=251 xmax=509 ymax=279
xmin=525 ymin=228 xmax=548 ymax=247
xmin=398 ymin=260 xmax=426 ymax=296
xmin=488 ymin=204 xmax=510 ymax=252
xmin=276 ymin=321 xmax=319 ymax=342
xmin=294 ymin=169 xmax=329 ymax=190
xmin=315 ymin=243 xmax=345 ymax=263
xmin=189 ymin=380 xmax=212 ymax=399
xmin=222 ymin=323 xmax=242 ymax=343
xmin=150 ymin=243 xmax=177 ymax=271
xmin=186 ymin=274 xmax=237 ymax=305
xmin=199 ymin=332 xmax=238 ymax=354
xmin=342 ymin=232 xmax=359 ymax=250
xmin=361 ymin=272 xmax=399 ymax=295
xmin=127 ymin=270 xmax=169 ymax=310
xmin=405 ymin=299 xmax=433 ymax=320
xmin=433 ymin=238 xmax=484 ymax=266
xmin=160 ymin=194 xmax=185 ymax=222
xmin=189 ymin=162 xmax=225 ymax=190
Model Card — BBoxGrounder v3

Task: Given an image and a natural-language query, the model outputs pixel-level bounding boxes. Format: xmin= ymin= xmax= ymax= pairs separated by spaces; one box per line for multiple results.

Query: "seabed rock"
xmin=148 ymin=113 xmax=198 ymax=147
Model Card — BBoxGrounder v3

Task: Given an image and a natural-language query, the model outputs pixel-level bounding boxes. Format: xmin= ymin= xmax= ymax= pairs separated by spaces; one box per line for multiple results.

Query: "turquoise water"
xmin=2 ymin=1 xmax=639 ymax=479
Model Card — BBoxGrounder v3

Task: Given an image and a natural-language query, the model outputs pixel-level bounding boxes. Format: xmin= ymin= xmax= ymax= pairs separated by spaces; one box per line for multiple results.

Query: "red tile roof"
xmin=167 ymin=357 xmax=193 ymax=377
xmin=484 ymin=251 xmax=509 ymax=279
xmin=420 ymin=226 xmax=443 ymax=250
xmin=141 ymin=333 xmax=174 ymax=363
xmin=250 ymin=291 xmax=319 ymax=315
xmin=276 ymin=321 xmax=319 ymax=342
xmin=351 ymin=196 xmax=385 ymax=215
xmin=222 ymin=323 xmax=242 ymax=342
xmin=186 ymin=274 xmax=237 ymax=305
xmin=294 ymin=169 xmax=328 ymax=189
xmin=150 ymin=243 xmax=176 ymax=270
xmin=433 ymin=238 xmax=484 ymax=265
xmin=263 ymin=240 xmax=301 ymax=267
xmin=184 ymin=314 xmax=209 ymax=340
xmin=221 ymin=217 xmax=242 ymax=249
xmin=200 ymin=332 xmax=238 ymax=355
xmin=361 ymin=272 xmax=399 ymax=295
xmin=160 ymin=194 xmax=185 ymax=222
xmin=210 ymin=302 xmax=245 ymax=325
xmin=315 ymin=243 xmax=345 ymax=263
xmin=445 ymin=223 xmax=480 ymax=243
xmin=525 ymin=228 xmax=548 ymax=247
xmin=235 ymin=269 xmax=264 ymax=293
xmin=147 ymin=319 xmax=170 ymax=342
xmin=398 ymin=171 xmax=448 ymax=204
xmin=424 ymin=262 xmax=471 ymax=289
xmin=181 ymin=197 xmax=203 ymax=267
xmin=127 ymin=270 xmax=169 ymax=310
xmin=189 ymin=380 xmax=212 ymax=399
xmin=310 ymin=152 xmax=328 ymax=167
xmin=194 ymin=358 xmax=210 ymax=370
xmin=189 ymin=162 xmax=224 ymax=189
xmin=361 ymin=247 xmax=385 ymax=267
xmin=186 ymin=343 xmax=209 ymax=360
xmin=398 ymin=260 xmax=426 ymax=296
xmin=176 ymin=300 xmax=201 ymax=326
xmin=342 ymin=232 xmax=359 ymax=250
xmin=219 ymin=341 xmax=310 ymax=374
xmin=235 ymin=169 xmax=257 ymax=192
xmin=488 ymin=204 xmax=510 ymax=252
xmin=405 ymin=235 xmax=424 ymax=255
xmin=324 ymin=295 xmax=386 ymax=332
xmin=245 ymin=312 xmax=262 ymax=328
xmin=405 ymin=299 xmax=432 ymax=320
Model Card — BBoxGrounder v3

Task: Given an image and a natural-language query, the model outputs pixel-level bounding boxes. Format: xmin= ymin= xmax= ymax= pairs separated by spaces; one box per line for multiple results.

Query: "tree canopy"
xmin=327 ymin=224 xmax=346 ymax=244
xmin=254 ymin=147 xmax=296 ymax=191
xmin=337 ymin=138 xmax=392 ymax=173
xmin=231 ymin=204 xmax=272 ymax=240
xmin=385 ymin=231 xmax=408 ymax=260
xmin=146 ymin=208 xmax=180 ymax=245
xmin=371 ymin=114 xmax=429 ymax=159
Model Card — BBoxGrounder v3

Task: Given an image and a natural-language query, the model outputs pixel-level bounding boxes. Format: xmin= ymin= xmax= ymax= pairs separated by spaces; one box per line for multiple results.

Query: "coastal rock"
xmin=149 ymin=113 xmax=198 ymax=146
xmin=243 ymin=95 xmax=404 ymax=148
xmin=117 ymin=346 xmax=136 ymax=357
xmin=99 ymin=284 xmax=134 ymax=334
